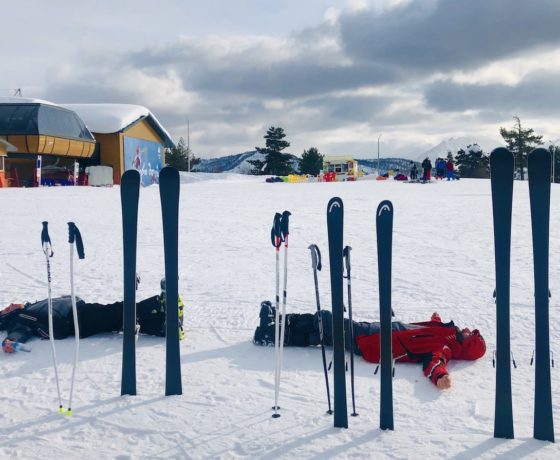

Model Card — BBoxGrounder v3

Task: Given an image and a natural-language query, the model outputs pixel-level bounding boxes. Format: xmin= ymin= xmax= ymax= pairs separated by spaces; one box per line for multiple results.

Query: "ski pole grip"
xmin=68 ymin=222 xmax=85 ymax=259
xmin=308 ymin=244 xmax=322 ymax=271
xmin=41 ymin=221 xmax=53 ymax=256
xmin=41 ymin=221 xmax=50 ymax=245
xmin=343 ymin=245 xmax=352 ymax=273
xmin=281 ymin=210 xmax=291 ymax=238
xmin=271 ymin=213 xmax=282 ymax=248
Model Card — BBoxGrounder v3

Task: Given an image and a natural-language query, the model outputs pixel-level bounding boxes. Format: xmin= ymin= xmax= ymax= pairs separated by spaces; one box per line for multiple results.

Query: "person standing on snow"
xmin=446 ymin=158 xmax=456 ymax=180
xmin=421 ymin=157 xmax=433 ymax=180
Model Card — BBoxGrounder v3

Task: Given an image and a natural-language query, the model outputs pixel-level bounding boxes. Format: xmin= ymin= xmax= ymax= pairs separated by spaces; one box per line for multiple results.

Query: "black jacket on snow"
xmin=0 ymin=295 xmax=166 ymax=343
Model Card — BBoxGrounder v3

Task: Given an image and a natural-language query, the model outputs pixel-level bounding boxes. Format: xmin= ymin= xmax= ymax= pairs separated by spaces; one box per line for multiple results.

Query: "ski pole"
xmin=41 ymin=222 xmax=64 ymax=413
xmin=309 ymin=244 xmax=333 ymax=415
xmin=277 ymin=211 xmax=291 ymax=394
xmin=271 ymin=213 xmax=282 ymax=417
xmin=67 ymin=222 xmax=85 ymax=416
xmin=344 ymin=245 xmax=358 ymax=417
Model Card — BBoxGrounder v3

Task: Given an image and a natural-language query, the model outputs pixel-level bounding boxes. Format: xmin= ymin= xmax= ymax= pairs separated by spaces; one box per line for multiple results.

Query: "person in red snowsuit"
xmin=254 ymin=305 xmax=486 ymax=390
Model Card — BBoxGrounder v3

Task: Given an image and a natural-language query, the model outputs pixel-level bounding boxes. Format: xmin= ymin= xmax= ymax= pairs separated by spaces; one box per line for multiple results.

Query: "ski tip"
xmin=159 ymin=166 xmax=180 ymax=181
xmin=121 ymin=169 xmax=141 ymax=183
xmin=376 ymin=200 xmax=393 ymax=217
xmin=327 ymin=197 xmax=343 ymax=214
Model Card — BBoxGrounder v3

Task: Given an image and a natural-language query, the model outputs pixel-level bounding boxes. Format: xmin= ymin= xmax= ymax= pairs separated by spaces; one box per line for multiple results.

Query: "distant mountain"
xmin=194 ymin=150 xmax=298 ymax=174
xmin=416 ymin=137 xmax=493 ymax=162
xmin=196 ymin=151 xmax=415 ymax=175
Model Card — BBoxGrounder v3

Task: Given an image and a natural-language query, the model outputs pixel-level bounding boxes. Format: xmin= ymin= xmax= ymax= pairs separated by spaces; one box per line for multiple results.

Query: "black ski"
xmin=120 ymin=169 xmax=140 ymax=396
xmin=490 ymin=147 xmax=514 ymax=439
xmin=327 ymin=197 xmax=348 ymax=428
xmin=528 ymin=148 xmax=554 ymax=443
xmin=159 ymin=166 xmax=183 ymax=396
xmin=376 ymin=200 xmax=394 ymax=431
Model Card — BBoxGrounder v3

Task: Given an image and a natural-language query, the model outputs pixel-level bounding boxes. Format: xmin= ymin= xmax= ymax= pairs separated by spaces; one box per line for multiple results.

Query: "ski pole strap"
xmin=68 ymin=222 xmax=85 ymax=259
xmin=271 ymin=213 xmax=282 ymax=248
xmin=308 ymin=244 xmax=322 ymax=271
xmin=280 ymin=210 xmax=291 ymax=239
xmin=343 ymin=245 xmax=352 ymax=276
xmin=41 ymin=221 xmax=54 ymax=257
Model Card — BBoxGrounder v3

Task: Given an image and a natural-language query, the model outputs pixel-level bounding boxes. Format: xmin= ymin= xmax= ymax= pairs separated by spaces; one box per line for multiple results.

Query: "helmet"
xmin=459 ymin=329 xmax=486 ymax=360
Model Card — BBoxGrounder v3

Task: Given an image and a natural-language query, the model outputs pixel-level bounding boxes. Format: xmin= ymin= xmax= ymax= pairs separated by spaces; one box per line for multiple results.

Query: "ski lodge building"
xmin=0 ymin=97 xmax=174 ymax=187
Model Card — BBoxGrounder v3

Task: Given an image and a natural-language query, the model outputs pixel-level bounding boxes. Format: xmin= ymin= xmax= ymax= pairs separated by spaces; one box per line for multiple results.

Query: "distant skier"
xmin=254 ymin=305 xmax=485 ymax=390
xmin=446 ymin=158 xmax=456 ymax=180
xmin=421 ymin=157 xmax=433 ymax=181
xmin=409 ymin=162 xmax=418 ymax=180
xmin=436 ymin=158 xmax=446 ymax=180
xmin=1 ymin=289 xmax=185 ymax=353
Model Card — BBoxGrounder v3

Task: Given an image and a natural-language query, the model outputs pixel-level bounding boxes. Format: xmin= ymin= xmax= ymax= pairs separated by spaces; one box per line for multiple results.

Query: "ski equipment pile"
xmin=159 ymin=166 xmax=183 ymax=396
xmin=528 ymin=148 xmax=555 ymax=443
xmin=308 ymin=244 xmax=332 ymax=415
xmin=327 ymin=197 xmax=348 ymax=428
xmin=489 ymin=147 xmax=514 ymax=439
xmin=120 ymin=169 xmax=140 ymax=396
xmin=376 ymin=200 xmax=394 ymax=431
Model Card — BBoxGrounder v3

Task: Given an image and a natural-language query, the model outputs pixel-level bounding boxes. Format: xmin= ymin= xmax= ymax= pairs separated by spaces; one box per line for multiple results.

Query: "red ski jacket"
xmin=355 ymin=315 xmax=485 ymax=386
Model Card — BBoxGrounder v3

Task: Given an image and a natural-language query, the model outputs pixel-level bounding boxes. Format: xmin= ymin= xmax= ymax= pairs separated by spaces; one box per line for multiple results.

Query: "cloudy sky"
xmin=2 ymin=0 xmax=560 ymax=159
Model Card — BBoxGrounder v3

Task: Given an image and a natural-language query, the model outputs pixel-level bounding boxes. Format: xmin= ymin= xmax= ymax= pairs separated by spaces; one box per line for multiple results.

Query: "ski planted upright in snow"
xmin=159 ymin=166 xmax=183 ymax=396
xmin=376 ymin=200 xmax=394 ymax=431
xmin=327 ymin=197 xmax=348 ymax=428
xmin=489 ymin=147 xmax=514 ymax=439
xmin=528 ymin=148 xmax=554 ymax=443
xmin=120 ymin=169 xmax=140 ymax=396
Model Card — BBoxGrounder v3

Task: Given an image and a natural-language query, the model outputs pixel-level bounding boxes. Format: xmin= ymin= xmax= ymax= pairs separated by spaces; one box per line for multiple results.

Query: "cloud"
xmin=425 ymin=72 xmax=560 ymax=115
xmin=33 ymin=0 xmax=560 ymax=158
xmin=339 ymin=0 xmax=560 ymax=74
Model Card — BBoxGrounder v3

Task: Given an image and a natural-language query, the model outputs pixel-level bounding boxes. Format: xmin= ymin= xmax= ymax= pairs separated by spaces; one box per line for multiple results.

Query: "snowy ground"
xmin=1 ymin=175 xmax=559 ymax=459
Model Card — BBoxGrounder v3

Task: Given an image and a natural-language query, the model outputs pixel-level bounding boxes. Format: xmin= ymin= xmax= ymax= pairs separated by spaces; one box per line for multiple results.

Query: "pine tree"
xmin=446 ymin=151 xmax=454 ymax=161
xmin=499 ymin=117 xmax=543 ymax=180
xmin=455 ymin=144 xmax=489 ymax=178
xmin=299 ymin=147 xmax=324 ymax=175
xmin=249 ymin=126 xmax=293 ymax=176
xmin=166 ymin=137 xmax=200 ymax=171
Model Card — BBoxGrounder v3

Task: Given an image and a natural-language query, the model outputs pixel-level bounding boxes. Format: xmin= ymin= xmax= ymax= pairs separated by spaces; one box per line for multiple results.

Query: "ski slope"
xmin=0 ymin=175 xmax=559 ymax=459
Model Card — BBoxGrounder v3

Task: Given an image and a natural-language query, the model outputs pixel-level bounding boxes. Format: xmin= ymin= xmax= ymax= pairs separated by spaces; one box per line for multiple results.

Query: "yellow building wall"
xmin=94 ymin=132 xmax=123 ymax=185
xmin=3 ymin=135 xmax=95 ymax=157
xmin=93 ymin=119 xmax=167 ymax=185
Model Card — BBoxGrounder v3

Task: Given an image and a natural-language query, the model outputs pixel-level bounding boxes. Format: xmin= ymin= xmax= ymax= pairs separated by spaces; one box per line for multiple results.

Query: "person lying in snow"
xmin=1 ymin=286 xmax=185 ymax=353
xmin=253 ymin=302 xmax=486 ymax=390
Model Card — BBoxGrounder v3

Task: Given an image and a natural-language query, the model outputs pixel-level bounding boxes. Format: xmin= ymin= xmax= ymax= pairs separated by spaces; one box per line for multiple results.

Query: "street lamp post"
xmin=377 ymin=134 xmax=383 ymax=174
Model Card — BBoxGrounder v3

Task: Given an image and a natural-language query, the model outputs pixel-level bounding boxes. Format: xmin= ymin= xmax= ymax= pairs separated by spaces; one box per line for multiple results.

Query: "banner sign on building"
xmin=36 ymin=155 xmax=42 ymax=187
xmin=123 ymin=137 xmax=163 ymax=186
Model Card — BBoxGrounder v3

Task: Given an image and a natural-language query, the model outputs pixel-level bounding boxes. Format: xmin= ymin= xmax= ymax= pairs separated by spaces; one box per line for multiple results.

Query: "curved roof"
xmin=0 ymin=97 xmax=95 ymax=141
xmin=63 ymin=103 xmax=174 ymax=148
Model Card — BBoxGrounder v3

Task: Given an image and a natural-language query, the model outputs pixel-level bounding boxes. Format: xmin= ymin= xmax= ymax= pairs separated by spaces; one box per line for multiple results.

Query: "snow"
xmin=0 ymin=96 xmax=60 ymax=107
xmin=1 ymin=176 xmax=559 ymax=459
xmin=63 ymin=103 xmax=172 ymax=141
